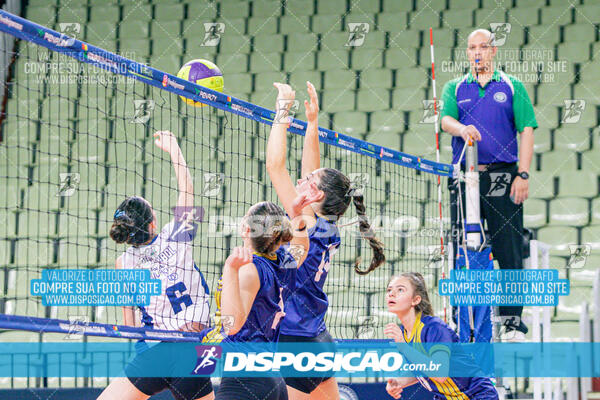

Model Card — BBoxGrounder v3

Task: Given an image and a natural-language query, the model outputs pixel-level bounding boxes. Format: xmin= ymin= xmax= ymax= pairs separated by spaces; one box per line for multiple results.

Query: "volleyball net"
xmin=0 ymin=11 xmax=453 ymax=343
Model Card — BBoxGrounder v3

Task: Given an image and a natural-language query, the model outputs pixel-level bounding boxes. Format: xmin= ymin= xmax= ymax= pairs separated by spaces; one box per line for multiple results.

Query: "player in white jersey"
xmin=98 ymin=131 xmax=214 ymax=400
xmin=119 ymin=216 xmax=210 ymax=332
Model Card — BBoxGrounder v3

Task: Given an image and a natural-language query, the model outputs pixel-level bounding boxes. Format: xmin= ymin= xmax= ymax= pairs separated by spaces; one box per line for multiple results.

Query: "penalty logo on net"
xmin=192 ymin=345 xmax=223 ymax=375
xmin=201 ymin=23 xmax=225 ymax=47
xmin=58 ymin=22 xmax=80 ymax=45
xmin=347 ymin=173 xmax=369 ymax=197
xmin=420 ymin=100 xmax=444 ymax=123
xmin=346 ymin=23 xmax=370 ymax=47
xmin=489 ymin=23 xmax=511 ymax=46
xmin=355 ymin=316 xmax=378 ymax=339
xmin=131 ymin=99 xmax=155 ymax=124
xmin=203 ymin=173 xmax=225 ymax=197
xmin=56 ymin=173 xmax=80 ymax=197
xmin=64 ymin=315 xmax=89 ymax=340
xmin=274 ymin=100 xmax=299 ymax=124
xmin=567 ymin=244 xmax=591 ymax=269
xmin=426 ymin=245 xmax=445 ymax=269
xmin=561 ymin=100 xmax=586 ymax=124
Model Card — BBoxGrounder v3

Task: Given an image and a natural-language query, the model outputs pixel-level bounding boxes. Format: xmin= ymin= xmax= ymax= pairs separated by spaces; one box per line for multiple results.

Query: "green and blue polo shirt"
xmin=440 ymin=70 xmax=538 ymax=165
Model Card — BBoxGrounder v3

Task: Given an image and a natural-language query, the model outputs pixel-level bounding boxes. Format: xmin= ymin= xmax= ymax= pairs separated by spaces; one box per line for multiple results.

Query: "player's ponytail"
xmin=399 ymin=272 xmax=434 ymax=316
xmin=110 ymin=196 xmax=154 ymax=246
xmin=316 ymin=168 xmax=352 ymax=218
xmin=316 ymin=168 xmax=385 ymax=275
xmin=352 ymin=194 xmax=385 ymax=275
xmin=246 ymin=201 xmax=293 ymax=255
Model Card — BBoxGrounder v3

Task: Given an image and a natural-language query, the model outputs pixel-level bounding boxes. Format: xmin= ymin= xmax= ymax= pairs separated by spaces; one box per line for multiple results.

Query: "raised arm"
xmin=154 ymin=131 xmax=194 ymax=208
xmin=220 ymin=247 xmax=260 ymax=336
xmin=301 ymin=81 xmax=320 ymax=178
xmin=386 ymin=377 xmax=419 ymax=399
xmin=286 ymin=191 xmax=324 ymax=267
xmin=116 ymin=256 xmax=137 ymax=327
xmin=384 ymin=323 xmax=450 ymax=384
xmin=266 ymin=83 xmax=317 ymax=221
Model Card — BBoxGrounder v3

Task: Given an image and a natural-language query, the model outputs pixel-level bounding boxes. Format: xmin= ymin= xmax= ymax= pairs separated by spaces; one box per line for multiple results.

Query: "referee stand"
xmin=453 ymin=142 xmax=560 ymax=400
xmin=451 ymin=140 xmax=500 ymax=390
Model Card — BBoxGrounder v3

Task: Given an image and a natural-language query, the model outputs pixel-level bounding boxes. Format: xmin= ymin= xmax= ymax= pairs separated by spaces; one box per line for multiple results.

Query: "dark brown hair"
xmin=110 ymin=196 xmax=154 ymax=246
xmin=316 ymin=168 xmax=385 ymax=275
xmin=245 ymin=201 xmax=293 ymax=255
xmin=391 ymin=272 xmax=434 ymax=316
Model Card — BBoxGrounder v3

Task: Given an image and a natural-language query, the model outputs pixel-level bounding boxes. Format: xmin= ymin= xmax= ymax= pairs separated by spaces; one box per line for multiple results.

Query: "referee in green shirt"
xmin=441 ymin=29 xmax=538 ymax=338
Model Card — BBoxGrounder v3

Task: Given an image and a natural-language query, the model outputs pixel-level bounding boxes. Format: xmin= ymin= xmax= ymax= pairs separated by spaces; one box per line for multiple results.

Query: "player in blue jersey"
xmin=215 ymin=195 xmax=321 ymax=400
xmin=266 ymin=82 xmax=385 ymax=399
xmin=384 ymin=273 xmax=499 ymax=400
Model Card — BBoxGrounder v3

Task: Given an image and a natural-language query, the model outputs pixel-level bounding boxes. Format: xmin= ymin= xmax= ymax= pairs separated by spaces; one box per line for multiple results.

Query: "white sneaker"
xmin=500 ymin=329 xmax=526 ymax=342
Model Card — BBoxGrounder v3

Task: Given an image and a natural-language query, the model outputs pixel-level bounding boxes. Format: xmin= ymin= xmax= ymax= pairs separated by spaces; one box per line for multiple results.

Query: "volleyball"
xmin=177 ymin=59 xmax=224 ymax=107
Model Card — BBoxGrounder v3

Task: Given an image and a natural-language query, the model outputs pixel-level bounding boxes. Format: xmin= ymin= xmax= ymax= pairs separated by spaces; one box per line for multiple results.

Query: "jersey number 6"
xmin=166 ymin=281 xmax=193 ymax=314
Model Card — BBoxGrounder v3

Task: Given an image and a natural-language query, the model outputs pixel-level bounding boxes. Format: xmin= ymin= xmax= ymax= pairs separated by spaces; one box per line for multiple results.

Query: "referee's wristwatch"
xmin=517 ymin=171 xmax=529 ymax=180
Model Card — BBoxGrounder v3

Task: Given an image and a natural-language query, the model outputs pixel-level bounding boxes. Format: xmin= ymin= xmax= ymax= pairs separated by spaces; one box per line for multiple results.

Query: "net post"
xmin=429 ymin=27 xmax=447 ymax=322
xmin=530 ymin=240 xmax=543 ymax=400
xmin=465 ymin=140 xmax=481 ymax=249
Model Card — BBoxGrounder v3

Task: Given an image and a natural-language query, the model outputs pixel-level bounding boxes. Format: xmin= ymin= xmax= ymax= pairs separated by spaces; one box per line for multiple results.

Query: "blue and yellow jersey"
xmin=280 ymin=215 xmax=340 ymax=337
xmin=400 ymin=313 xmax=499 ymax=400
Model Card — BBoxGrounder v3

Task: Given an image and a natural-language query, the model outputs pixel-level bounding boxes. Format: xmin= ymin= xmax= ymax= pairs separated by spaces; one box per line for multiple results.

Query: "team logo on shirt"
xmin=338 ymin=385 xmax=359 ymax=400
xmin=493 ymin=92 xmax=507 ymax=103
xmin=192 ymin=345 xmax=222 ymax=375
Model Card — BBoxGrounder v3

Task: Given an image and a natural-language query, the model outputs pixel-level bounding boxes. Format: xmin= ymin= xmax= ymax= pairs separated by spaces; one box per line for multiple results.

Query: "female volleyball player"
xmin=384 ymin=273 xmax=498 ymax=399
xmin=214 ymin=195 xmax=321 ymax=400
xmin=98 ymin=130 xmax=214 ymax=400
xmin=267 ymin=82 xmax=385 ymax=400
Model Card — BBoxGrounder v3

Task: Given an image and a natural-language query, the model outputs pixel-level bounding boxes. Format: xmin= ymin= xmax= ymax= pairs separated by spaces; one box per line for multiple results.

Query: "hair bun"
xmin=110 ymin=222 xmax=132 ymax=244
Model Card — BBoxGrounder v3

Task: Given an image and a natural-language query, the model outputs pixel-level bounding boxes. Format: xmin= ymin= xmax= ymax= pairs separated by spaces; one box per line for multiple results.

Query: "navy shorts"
xmin=125 ymin=342 xmax=213 ymax=400
xmin=127 ymin=376 xmax=213 ymax=400
xmin=215 ymin=376 xmax=288 ymax=400
xmin=279 ymin=330 xmax=336 ymax=394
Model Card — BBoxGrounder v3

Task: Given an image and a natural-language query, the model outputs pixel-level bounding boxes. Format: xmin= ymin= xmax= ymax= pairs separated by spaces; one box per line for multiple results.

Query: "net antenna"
xmin=429 ymin=28 xmax=447 ymax=323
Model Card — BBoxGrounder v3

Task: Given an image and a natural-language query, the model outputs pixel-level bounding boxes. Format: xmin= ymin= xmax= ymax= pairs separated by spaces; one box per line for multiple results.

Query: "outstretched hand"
xmin=386 ymin=379 xmax=404 ymax=399
xmin=273 ymin=82 xmax=296 ymax=111
xmin=304 ymin=81 xmax=319 ymax=123
xmin=290 ymin=189 xmax=325 ymax=219
xmin=225 ymin=247 xmax=253 ymax=271
xmin=154 ymin=131 xmax=180 ymax=155
xmin=290 ymin=183 xmax=324 ymax=218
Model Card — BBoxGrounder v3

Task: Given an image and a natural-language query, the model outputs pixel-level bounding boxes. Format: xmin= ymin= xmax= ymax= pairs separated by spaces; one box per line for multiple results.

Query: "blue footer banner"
xmin=0 ymin=342 xmax=597 ymax=378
